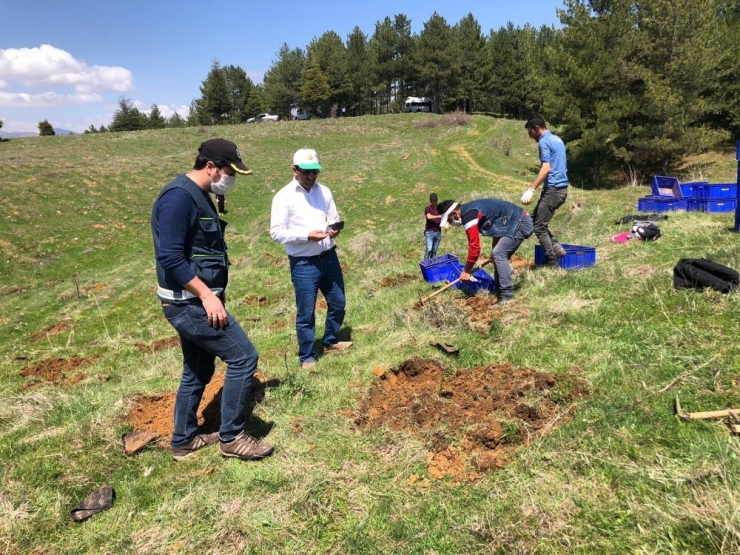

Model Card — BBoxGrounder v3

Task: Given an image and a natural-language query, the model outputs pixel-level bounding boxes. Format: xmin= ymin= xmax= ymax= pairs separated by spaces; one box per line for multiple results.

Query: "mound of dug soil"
xmin=122 ymin=371 xmax=267 ymax=447
xmin=355 ymin=357 xmax=588 ymax=482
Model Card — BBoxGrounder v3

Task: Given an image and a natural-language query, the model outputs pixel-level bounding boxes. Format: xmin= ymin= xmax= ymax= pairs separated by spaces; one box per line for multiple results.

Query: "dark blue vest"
xmin=151 ymin=175 xmax=229 ymax=300
xmin=461 ymin=198 xmax=524 ymax=237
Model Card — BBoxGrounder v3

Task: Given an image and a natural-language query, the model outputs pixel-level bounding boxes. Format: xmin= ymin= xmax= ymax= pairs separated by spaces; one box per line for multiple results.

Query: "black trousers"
xmin=532 ymin=186 xmax=568 ymax=258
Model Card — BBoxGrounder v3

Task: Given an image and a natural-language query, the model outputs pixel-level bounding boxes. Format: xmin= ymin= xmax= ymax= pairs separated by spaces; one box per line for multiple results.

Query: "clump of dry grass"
xmin=414 ymin=110 xmax=472 ymax=129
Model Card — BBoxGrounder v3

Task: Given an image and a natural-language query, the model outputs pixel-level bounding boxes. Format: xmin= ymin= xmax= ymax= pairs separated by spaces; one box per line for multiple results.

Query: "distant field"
xmin=2 ymin=115 xmax=740 ymax=554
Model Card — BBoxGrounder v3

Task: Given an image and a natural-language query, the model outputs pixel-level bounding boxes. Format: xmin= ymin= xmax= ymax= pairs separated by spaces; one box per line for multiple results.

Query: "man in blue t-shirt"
xmin=520 ymin=116 xmax=569 ymax=267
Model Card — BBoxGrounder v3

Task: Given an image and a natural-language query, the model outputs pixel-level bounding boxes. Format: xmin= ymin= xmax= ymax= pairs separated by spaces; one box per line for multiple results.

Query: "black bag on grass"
xmin=673 ymin=259 xmax=740 ymax=293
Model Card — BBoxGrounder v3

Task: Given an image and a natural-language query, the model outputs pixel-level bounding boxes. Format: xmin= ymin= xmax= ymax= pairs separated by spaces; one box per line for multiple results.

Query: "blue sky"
xmin=0 ymin=0 xmax=564 ymax=133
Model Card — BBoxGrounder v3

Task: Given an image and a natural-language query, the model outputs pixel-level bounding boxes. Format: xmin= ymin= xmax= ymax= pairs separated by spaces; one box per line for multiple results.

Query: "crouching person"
xmin=437 ymin=198 xmax=533 ymax=302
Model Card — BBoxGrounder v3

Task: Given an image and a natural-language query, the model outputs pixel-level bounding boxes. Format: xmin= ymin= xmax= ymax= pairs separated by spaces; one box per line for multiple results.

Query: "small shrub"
xmin=441 ymin=110 xmax=471 ymax=127
xmin=491 ymin=135 xmax=512 ymax=156
xmin=414 ymin=118 xmax=441 ymax=129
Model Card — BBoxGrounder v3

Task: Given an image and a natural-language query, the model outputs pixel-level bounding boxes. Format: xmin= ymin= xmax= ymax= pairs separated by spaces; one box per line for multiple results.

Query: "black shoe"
xmin=553 ymin=245 xmax=567 ymax=259
xmin=544 ymin=256 xmax=559 ymax=268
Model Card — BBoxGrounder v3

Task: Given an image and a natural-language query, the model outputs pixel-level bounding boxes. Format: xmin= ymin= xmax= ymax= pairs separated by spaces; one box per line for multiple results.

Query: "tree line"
xmin=93 ymin=0 xmax=740 ymax=185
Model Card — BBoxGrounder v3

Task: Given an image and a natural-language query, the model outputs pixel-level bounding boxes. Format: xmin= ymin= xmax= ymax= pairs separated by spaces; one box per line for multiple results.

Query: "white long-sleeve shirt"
xmin=270 ymin=178 xmax=340 ymax=257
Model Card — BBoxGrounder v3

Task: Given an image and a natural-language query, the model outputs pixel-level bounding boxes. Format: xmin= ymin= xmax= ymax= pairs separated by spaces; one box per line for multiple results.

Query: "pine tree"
xmin=263 ymin=44 xmax=306 ymax=118
xmin=301 ymin=60 xmax=332 ymax=115
xmin=346 ymin=27 xmax=370 ymax=116
xmin=148 ymin=104 xmax=166 ymax=129
xmin=168 ymin=112 xmax=186 ymax=128
xmin=199 ymin=60 xmax=231 ymax=124
xmin=110 ymin=96 xmax=145 ymax=132
xmin=222 ymin=65 xmax=254 ymax=123
xmin=453 ymin=14 xmax=486 ymax=113
xmin=368 ymin=17 xmax=396 ymax=114
xmin=307 ymin=31 xmax=349 ymax=114
xmin=38 ymin=120 xmax=55 ymax=136
xmin=417 ymin=13 xmax=458 ymax=113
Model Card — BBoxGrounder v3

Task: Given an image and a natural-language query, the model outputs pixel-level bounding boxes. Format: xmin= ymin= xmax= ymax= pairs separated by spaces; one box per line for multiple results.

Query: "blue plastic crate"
xmin=695 ymin=183 xmax=737 ymax=200
xmin=447 ymin=262 xmax=496 ymax=294
xmin=704 ymin=199 xmax=737 ymax=213
xmin=679 ymin=181 xmax=708 ymax=198
xmin=685 ymin=199 xmax=704 ymax=212
xmin=419 ymin=253 xmax=458 ymax=284
xmin=637 ymin=195 xmax=685 ymax=212
xmin=534 ymin=244 xmax=596 ymax=270
xmin=650 ymin=176 xmax=682 ymax=198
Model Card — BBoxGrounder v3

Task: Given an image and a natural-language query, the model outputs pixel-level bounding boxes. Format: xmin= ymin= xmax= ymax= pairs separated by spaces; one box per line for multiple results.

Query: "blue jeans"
xmin=491 ymin=214 xmax=534 ymax=299
xmin=163 ymin=301 xmax=259 ymax=448
xmin=424 ymin=231 xmax=441 ymax=259
xmin=289 ymin=248 xmax=347 ymax=364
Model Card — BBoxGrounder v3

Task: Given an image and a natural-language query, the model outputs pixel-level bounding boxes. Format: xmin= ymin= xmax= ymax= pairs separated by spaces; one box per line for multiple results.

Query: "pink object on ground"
xmin=612 ymin=231 xmax=632 ymax=243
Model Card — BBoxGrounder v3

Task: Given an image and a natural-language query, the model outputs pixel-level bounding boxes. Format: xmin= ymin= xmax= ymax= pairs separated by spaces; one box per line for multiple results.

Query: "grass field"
xmin=2 ymin=114 xmax=740 ymax=554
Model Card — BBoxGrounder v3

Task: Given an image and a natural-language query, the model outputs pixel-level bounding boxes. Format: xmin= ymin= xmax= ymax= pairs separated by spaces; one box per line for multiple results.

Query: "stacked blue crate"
xmin=638 ymin=176 xmax=686 ymax=212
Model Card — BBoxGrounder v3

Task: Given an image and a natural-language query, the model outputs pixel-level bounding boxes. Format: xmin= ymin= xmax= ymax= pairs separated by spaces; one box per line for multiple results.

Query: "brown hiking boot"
xmin=172 ymin=432 xmax=219 ymax=462
xmin=220 ymin=431 xmax=274 ymax=460
xmin=324 ymin=341 xmax=353 ymax=353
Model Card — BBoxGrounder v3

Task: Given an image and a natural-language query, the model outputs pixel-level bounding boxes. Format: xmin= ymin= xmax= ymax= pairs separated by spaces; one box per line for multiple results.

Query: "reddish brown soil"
xmin=134 ymin=336 xmax=180 ymax=354
xmin=316 ymin=300 xmax=328 ymax=310
xmin=19 ymin=355 xmax=101 ymax=387
xmin=122 ymin=371 xmax=267 ymax=447
xmin=379 ymin=273 xmax=418 ymax=289
xmin=355 ymin=357 xmax=588 ymax=482
xmin=29 ymin=319 xmax=73 ymax=342
xmin=242 ymin=295 xmax=268 ymax=307
xmin=510 ymin=253 xmax=533 ymax=270
xmin=455 ymin=295 xmax=502 ymax=327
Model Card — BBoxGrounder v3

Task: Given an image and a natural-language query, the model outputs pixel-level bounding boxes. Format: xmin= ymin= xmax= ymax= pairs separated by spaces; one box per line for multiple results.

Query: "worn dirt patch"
xmin=355 ymin=358 xmax=588 ymax=482
xmin=29 ymin=319 xmax=74 ymax=342
xmin=121 ymin=371 xmax=267 ymax=446
xmin=0 ymin=286 xmax=24 ymax=296
xmin=135 ymin=336 xmax=180 ymax=354
xmin=510 ymin=253 xmax=533 ymax=270
xmin=455 ymin=295 xmax=502 ymax=329
xmin=242 ymin=295 xmax=268 ymax=307
xmin=20 ymin=355 xmax=101 ymax=387
xmin=379 ymin=273 xmax=417 ymax=289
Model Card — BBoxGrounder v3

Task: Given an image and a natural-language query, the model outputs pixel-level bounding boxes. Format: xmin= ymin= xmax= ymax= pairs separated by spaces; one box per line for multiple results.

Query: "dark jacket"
xmin=151 ymin=175 xmax=229 ymax=301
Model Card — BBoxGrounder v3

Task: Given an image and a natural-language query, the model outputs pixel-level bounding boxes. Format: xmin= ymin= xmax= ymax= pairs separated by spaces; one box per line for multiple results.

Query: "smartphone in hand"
xmin=328 ymin=221 xmax=345 ymax=231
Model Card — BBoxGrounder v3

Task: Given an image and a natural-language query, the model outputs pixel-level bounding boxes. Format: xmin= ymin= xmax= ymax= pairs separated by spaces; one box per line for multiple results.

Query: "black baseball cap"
xmin=198 ymin=138 xmax=252 ymax=175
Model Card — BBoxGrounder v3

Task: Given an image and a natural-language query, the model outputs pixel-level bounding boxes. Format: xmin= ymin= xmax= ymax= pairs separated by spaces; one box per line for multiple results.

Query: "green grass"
xmin=2 ymin=115 xmax=740 ymax=553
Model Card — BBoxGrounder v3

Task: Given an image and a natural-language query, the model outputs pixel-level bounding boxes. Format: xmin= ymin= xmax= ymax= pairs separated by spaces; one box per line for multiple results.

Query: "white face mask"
xmin=210 ymin=172 xmax=236 ymax=195
xmin=450 ymin=215 xmax=462 ymax=227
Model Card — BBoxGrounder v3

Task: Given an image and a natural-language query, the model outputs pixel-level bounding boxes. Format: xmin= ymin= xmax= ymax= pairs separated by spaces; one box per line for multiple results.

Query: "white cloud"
xmin=0 ymin=44 xmax=134 ymax=93
xmin=134 ymin=100 xmax=189 ymax=118
xmin=0 ymin=91 xmax=101 ymax=108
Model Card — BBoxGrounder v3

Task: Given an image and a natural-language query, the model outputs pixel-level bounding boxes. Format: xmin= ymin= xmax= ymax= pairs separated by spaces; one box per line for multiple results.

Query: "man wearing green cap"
xmin=270 ymin=148 xmax=352 ymax=369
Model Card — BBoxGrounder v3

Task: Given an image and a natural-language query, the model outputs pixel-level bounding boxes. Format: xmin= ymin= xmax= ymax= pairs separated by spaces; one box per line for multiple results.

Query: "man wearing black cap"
xmin=151 ymin=138 xmax=274 ymax=462
xmin=424 ymin=193 xmax=442 ymax=260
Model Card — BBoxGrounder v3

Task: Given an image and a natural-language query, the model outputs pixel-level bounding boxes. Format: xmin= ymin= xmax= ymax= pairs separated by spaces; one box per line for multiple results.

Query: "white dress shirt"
xmin=270 ymin=178 xmax=340 ymax=257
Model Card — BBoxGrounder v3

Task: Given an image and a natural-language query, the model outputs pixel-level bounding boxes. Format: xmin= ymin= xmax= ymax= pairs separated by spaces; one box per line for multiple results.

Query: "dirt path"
xmin=448 ymin=144 xmax=524 ymax=186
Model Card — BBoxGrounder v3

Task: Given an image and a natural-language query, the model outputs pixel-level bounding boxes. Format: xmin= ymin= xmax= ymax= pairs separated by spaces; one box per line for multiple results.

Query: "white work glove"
xmin=521 ymin=188 xmax=536 ymax=205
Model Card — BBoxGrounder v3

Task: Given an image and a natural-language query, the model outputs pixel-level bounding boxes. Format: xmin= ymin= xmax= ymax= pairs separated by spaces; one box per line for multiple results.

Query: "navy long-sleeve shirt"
xmin=152 ymin=181 xmax=209 ymax=286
